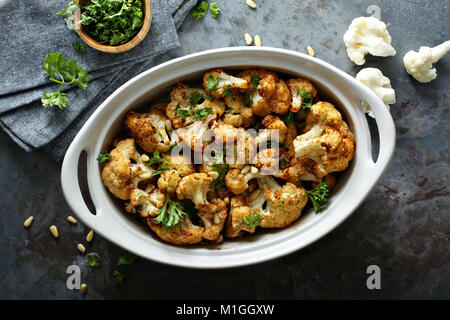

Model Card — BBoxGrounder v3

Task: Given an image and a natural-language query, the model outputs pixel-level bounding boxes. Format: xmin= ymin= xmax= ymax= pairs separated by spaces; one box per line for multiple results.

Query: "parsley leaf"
xmin=79 ymin=0 xmax=144 ymax=46
xmin=146 ymin=151 xmax=171 ymax=176
xmin=189 ymin=91 xmax=205 ymax=106
xmin=156 ymin=195 xmax=189 ymax=227
xmin=87 ymin=254 xmax=100 ymax=267
xmin=118 ymin=253 xmax=138 ymax=266
xmin=72 ymin=43 xmax=87 ymax=54
xmin=209 ymin=150 xmax=228 ymax=190
xmin=56 ymin=1 xmax=78 ymax=21
xmin=306 ymin=181 xmax=329 ymax=213
xmin=174 ymin=103 xmax=193 ymax=120
xmin=145 ymin=151 xmax=164 ymax=166
xmin=244 ymin=92 xmax=253 ymax=106
xmin=280 ymin=159 xmax=287 ymax=169
xmin=283 ymin=111 xmax=294 ymax=124
xmin=113 ymin=270 xmax=127 ymax=285
xmin=242 ymin=213 xmax=261 ymax=229
xmin=97 ymin=151 xmax=111 ymax=165
xmin=41 ymin=52 xmax=90 ymax=108
xmin=299 ymin=89 xmax=313 ymax=110
xmin=210 ymin=2 xmax=221 ymax=18
xmin=207 ymin=75 xmax=219 ymax=91
xmin=222 ymin=85 xmax=234 ymax=97
xmin=193 ymin=107 xmax=213 ymax=120
xmin=168 ymin=142 xmax=178 ymax=153
xmin=265 ymin=141 xmax=290 ymax=150
xmin=251 ymin=74 xmax=261 ymax=90
xmin=192 ymin=1 xmax=208 ymax=20
xmin=206 ymin=95 xmax=214 ymax=102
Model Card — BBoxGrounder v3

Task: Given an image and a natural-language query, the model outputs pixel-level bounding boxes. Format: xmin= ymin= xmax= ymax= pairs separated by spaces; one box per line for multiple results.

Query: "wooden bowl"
xmin=74 ymin=0 xmax=152 ymax=53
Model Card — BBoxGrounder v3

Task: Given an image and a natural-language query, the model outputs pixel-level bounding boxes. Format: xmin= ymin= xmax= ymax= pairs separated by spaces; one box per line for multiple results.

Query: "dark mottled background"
xmin=1 ymin=0 xmax=448 ymax=299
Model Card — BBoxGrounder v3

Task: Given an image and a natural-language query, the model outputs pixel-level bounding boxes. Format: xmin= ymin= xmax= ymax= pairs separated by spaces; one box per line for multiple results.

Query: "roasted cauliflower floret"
xmin=293 ymin=102 xmax=355 ymax=179
xmin=224 ymin=166 xmax=261 ymax=195
xmin=253 ymin=148 xmax=280 ymax=175
xmin=198 ymin=199 xmax=228 ymax=242
xmin=101 ymin=138 xmax=154 ymax=200
xmin=127 ymin=186 xmax=166 ymax=218
xmin=166 ymin=83 xmax=225 ymax=129
xmin=203 ymin=68 xmax=248 ymax=98
xmin=255 ymin=115 xmax=288 ymax=145
xmin=223 ymin=95 xmax=254 ymax=128
xmin=237 ymin=69 xmax=291 ymax=116
xmin=147 ymin=216 xmax=204 ymax=245
xmin=176 ymin=173 xmax=224 ymax=212
xmin=224 ymin=196 xmax=258 ymax=238
xmin=286 ymin=78 xmax=318 ymax=112
xmin=176 ymin=113 xmax=217 ymax=152
xmin=125 ymin=103 xmax=172 ymax=153
xmin=157 ymin=154 xmax=196 ymax=194
xmin=246 ymin=177 xmax=308 ymax=229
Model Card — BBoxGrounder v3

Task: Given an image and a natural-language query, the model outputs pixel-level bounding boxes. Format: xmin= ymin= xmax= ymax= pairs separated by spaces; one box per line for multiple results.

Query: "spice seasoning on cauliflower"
xmin=403 ymin=41 xmax=450 ymax=83
xmin=343 ymin=16 xmax=396 ymax=65
xmin=100 ymin=68 xmax=355 ymax=245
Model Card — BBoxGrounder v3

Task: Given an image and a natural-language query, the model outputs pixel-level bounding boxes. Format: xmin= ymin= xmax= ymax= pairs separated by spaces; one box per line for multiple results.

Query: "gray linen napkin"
xmin=0 ymin=0 xmax=199 ymax=159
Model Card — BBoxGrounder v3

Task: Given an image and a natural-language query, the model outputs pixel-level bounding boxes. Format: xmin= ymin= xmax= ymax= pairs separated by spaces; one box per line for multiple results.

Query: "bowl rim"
xmin=73 ymin=0 xmax=152 ymax=53
xmin=61 ymin=47 xmax=396 ymax=269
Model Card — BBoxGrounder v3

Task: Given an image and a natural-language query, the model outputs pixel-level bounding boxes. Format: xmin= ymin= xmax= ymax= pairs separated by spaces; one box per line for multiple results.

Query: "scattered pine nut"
xmin=140 ymin=154 xmax=150 ymax=162
xmin=214 ymin=215 xmax=221 ymax=224
xmin=77 ymin=243 xmax=86 ymax=254
xmin=24 ymin=216 xmax=34 ymax=228
xmin=86 ymin=230 xmax=94 ymax=243
xmin=49 ymin=225 xmax=59 ymax=238
xmin=244 ymin=33 xmax=253 ymax=45
xmin=254 ymin=35 xmax=262 ymax=46
xmin=241 ymin=165 xmax=250 ymax=174
xmin=250 ymin=166 xmax=259 ymax=175
xmin=307 ymin=45 xmax=315 ymax=57
xmin=67 ymin=216 xmax=78 ymax=224
xmin=246 ymin=0 xmax=257 ymax=9
xmin=81 ymin=283 xmax=87 ymax=294
xmin=208 ymin=171 xmax=220 ymax=180
xmin=224 ymin=197 xmax=230 ymax=204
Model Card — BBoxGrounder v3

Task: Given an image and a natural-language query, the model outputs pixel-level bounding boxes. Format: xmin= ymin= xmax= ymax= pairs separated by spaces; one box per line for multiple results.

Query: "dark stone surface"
xmin=0 ymin=0 xmax=448 ymax=299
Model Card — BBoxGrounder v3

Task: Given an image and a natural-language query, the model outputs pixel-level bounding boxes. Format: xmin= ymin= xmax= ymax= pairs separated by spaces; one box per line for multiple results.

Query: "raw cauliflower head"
xmin=203 ymin=68 xmax=248 ymax=98
xmin=403 ymin=40 xmax=450 ymax=83
xmin=343 ymin=16 xmax=396 ymax=65
xmin=125 ymin=103 xmax=172 ymax=153
xmin=146 ymin=216 xmax=204 ymax=245
xmin=287 ymin=78 xmax=318 ymax=112
xmin=356 ymin=68 xmax=396 ymax=118
xmin=293 ymin=102 xmax=355 ymax=179
xmin=246 ymin=177 xmax=308 ymax=229
xmin=157 ymin=154 xmax=196 ymax=194
xmin=126 ymin=186 xmax=166 ymax=218
xmin=166 ymin=83 xmax=225 ymax=129
xmin=101 ymin=138 xmax=154 ymax=200
xmin=237 ymin=69 xmax=291 ymax=116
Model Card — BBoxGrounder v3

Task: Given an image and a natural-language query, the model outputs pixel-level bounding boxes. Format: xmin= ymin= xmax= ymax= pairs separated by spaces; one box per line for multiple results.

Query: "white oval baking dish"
xmin=61 ymin=47 xmax=395 ymax=269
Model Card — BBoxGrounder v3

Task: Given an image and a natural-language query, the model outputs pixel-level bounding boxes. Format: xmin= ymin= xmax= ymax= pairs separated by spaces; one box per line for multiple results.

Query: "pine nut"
xmin=208 ymin=171 xmax=219 ymax=180
xmin=224 ymin=197 xmax=230 ymax=204
xmin=24 ymin=216 xmax=34 ymax=228
xmin=77 ymin=243 xmax=86 ymax=253
xmin=213 ymin=215 xmax=221 ymax=224
xmin=250 ymin=166 xmax=259 ymax=175
xmin=67 ymin=216 xmax=78 ymax=224
xmin=246 ymin=0 xmax=257 ymax=9
xmin=307 ymin=45 xmax=315 ymax=57
xmin=49 ymin=225 xmax=59 ymax=238
xmin=254 ymin=35 xmax=262 ymax=46
xmin=81 ymin=283 xmax=87 ymax=294
xmin=86 ymin=230 xmax=94 ymax=243
xmin=244 ymin=33 xmax=253 ymax=45
xmin=140 ymin=154 xmax=149 ymax=162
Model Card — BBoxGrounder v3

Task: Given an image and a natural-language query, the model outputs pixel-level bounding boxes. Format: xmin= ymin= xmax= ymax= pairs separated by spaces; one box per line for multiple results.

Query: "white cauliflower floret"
xmin=224 ymin=166 xmax=261 ymax=195
xmin=157 ymin=154 xmax=196 ymax=194
xmin=224 ymin=196 xmax=258 ymax=238
xmin=403 ymin=40 xmax=450 ymax=83
xmin=147 ymin=216 xmax=204 ymax=245
xmin=343 ymin=16 xmax=396 ymax=65
xmin=286 ymin=78 xmax=318 ymax=113
xmin=166 ymin=83 xmax=225 ymax=129
xmin=127 ymin=186 xmax=166 ymax=218
xmin=203 ymin=68 xmax=248 ymax=98
xmin=176 ymin=173 xmax=224 ymax=212
xmin=246 ymin=177 xmax=308 ymax=229
xmin=255 ymin=115 xmax=288 ymax=145
xmin=197 ymin=199 xmax=228 ymax=242
xmin=356 ymin=68 xmax=396 ymax=118
xmin=125 ymin=103 xmax=172 ymax=153
xmin=293 ymin=102 xmax=355 ymax=179
xmin=101 ymin=138 xmax=154 ymax=200
xmin=223 ymin=95 xmax=254 ymax=128
xmin=176 ymin=113 xmax=217 ymax=152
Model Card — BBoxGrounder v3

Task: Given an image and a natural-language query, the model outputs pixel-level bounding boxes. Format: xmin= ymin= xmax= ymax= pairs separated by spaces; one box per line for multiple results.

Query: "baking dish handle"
xmin=61 ymin=132 xmax=100 ymax=228
xmin=353 ymin=84 xmax=396 ymax=178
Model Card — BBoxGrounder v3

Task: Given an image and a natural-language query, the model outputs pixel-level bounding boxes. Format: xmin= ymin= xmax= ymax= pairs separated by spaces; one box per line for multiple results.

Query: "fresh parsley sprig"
xmin=283 ymin=111 xmax=294 ymax=124
xmin=209 ymin=150 xmax=228 ymax=190
xmin=156 ymin=195 xmax=189 ymax=227
xmin=87 ymin=254 xmax=100 ymax=267
xmin=97 ymin=151 xmax=111 ymax=165
xmin=210 ymin=2 xmax=221 ymax=18
xmin=192 ymin=1 xmax=209 ymax=19
xmin=72 ymin=43 xmax=87 ymax=54
xmin=242 ymin=213 xmax=261 ymax=229
xmin=306 ymin=180 xmax=329 ymax=213
xmin=251 ymin=74 xmax=261 ymax=90
xmin=299 ymin=89 xmax=313 ymax=110
xmin=145 ymin=151 xmax=171 ymax=176
xmin=41 ymin=52 xmax=90 ymax=109
xmin=207 ymin=75 xmax=219 ymax=91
